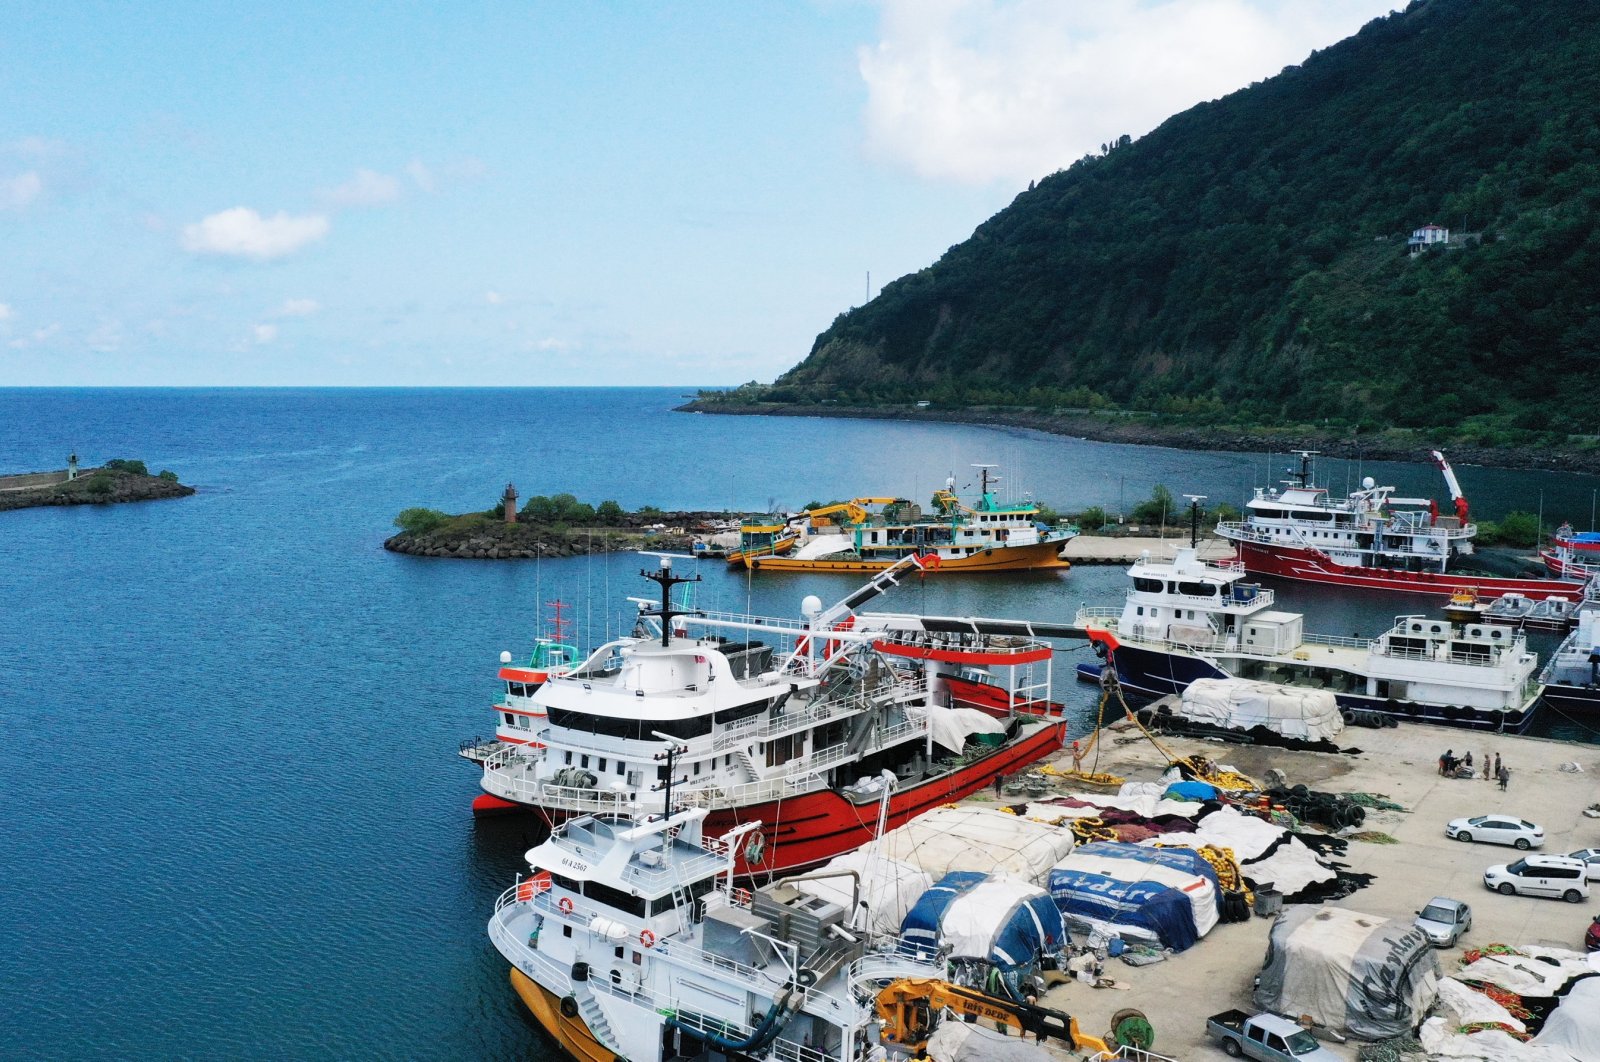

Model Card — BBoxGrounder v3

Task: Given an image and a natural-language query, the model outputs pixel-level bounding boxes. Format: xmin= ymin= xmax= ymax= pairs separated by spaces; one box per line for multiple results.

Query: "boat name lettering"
xmin=560 ymin=857 xmax=590 ymax=872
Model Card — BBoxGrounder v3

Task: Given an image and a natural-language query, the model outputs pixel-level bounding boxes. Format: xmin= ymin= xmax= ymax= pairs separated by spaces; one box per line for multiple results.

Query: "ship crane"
xmin=1431 ymin=449 xmax=1470 ymax=523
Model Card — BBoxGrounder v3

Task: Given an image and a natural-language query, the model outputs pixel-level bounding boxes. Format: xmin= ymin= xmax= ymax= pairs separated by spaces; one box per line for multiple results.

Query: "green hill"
xmin=733 ymin=0 xmax=1600 ymax=444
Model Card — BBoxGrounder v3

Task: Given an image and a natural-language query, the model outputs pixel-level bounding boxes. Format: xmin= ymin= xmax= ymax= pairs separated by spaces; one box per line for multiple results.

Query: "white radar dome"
xmin=801 ymin=594 xmax=824 ymax=618
xmin=1362 ymin=476 xmax=1376 ymax=489
xmin=499 ymin=650 xmax=513 ymax=664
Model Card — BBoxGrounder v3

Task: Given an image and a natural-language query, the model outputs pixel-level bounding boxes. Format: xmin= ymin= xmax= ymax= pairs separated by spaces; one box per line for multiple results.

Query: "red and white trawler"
xmin=1215 ymin=450 xmax=1586 ymax=600
xmin=461 ymin=554 xmax=1072 ymax=879
xmin=1543 ymin=524 xmax=1600 ymax=581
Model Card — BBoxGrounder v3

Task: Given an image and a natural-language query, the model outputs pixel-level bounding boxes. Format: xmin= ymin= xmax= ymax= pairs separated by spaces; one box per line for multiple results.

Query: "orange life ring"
xmin=640 ymin=929 xmax=657 ymax=948
xmin=558 ymin=896 xmax=574 ymax=915
xmin=516 ymin=871 xmax=553 ymax=901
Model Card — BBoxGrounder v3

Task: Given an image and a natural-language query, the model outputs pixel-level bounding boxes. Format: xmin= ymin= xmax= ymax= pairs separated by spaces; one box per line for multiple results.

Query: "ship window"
xmin=564 ymin=751 xmax=573 ymax=765
xmin=1136 ymin=606 xmax=1145 ymax=616
xmin=618 ymin=761 xmax=626 ymax=775
xmin=504 ymin=713 xmax=516 ymax=727
xmin=563 ymin=924 xmax=572 ymax=938
xmin=614 ymin=945 xmax=625 ymax=958
xmin=581 ymin=755 xmax=590 ymax=769
xmin=1178 ymin=581 xmax=1218 ymax=597
xmin=546 ymin=705 xmax=713 ymax=741
xmin=581 ymin=879 xmax=646 ymax=918
xmin=598 ymin=758 xmax=607 ymax=772
xmin=1133 ymin=578 xmax=1162 ymax=593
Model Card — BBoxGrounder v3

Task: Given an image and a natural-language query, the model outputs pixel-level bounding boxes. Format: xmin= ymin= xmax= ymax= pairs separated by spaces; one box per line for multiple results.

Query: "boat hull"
xmin=508 ymin=967 xmax=619 ymax=1062
xmin=1236 ymin=542 xmax=1584 ymax=600
xmin=1100 ymin=641 xmax=1538 ymax=733
xmin=747 ymin=539 xmax=1070 ymax=573
xmin=941 ymin=674 xmax=1065 ymax=718
xmin=498 ymin=719 xmax=1068 ymax=878
xmin=1541 ymin=683 xmax=1600 ymax=715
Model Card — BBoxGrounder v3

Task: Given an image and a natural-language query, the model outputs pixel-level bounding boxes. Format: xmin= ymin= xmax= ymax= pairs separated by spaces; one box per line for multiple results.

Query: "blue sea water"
xmin=2 ymin=387 xmax=1597 ymax=1060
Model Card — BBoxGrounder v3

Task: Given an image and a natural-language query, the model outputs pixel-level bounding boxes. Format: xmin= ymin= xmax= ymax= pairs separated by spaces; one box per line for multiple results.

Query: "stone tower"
xmin=67 ymin=452 xmax=78 ymax=481
xmin=502 ymin=482 xmax=518 ymax=524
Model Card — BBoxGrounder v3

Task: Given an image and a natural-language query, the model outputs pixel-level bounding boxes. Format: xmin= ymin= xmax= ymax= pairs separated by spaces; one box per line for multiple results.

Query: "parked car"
xmin=1447 ymin=815 xmax=1545 ymax=849
xmin=1566 ymin=848 xmax=1600 ymax=881
xmin=1205 ymin=1009 xmax=1340 ymax=1061
xmin=1414 ymin=897 xmax=1472 ymax=946
xmin=1586 ymin=914 xmax=1600 ymax=952
xmin=1484 ymin=856 xmax=1590 ymax=902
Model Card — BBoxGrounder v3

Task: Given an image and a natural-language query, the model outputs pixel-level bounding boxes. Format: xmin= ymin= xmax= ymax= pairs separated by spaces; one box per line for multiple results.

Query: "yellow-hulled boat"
xmin=508 ymin=968 xmax=619 ymax=1062
xmin=744 ymin=466 xmax=1077 ymax=573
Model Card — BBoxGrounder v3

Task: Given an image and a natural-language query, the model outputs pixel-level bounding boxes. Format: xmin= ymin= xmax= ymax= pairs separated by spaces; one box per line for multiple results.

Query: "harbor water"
xmin=1 ymin=387 xmax=1596 ymax=1059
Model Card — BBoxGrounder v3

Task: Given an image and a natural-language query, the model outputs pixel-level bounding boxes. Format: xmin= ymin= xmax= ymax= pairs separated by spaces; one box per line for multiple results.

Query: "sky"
xmin=0 ymin=0 xmax=1399 ymax=387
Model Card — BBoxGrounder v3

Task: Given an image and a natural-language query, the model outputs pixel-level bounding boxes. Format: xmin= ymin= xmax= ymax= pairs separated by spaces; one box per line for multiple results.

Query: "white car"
xmin=1446 ymin=815 xmax=1544 ymax=849
xmin=1484 ymin=856 xmax=1589 ymax=902
xmin=1567 ymin=849 xmax=1600 ymax=881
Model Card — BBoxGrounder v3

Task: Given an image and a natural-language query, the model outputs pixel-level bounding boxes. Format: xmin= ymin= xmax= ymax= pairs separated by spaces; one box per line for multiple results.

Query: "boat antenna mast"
xmin=1288 ymin=451 xmax=1317 ymax=490
xmin=1182 ymin=495 xmax=1206 ymax=549
xmin=973 ymin=463 xmax=998 ymax=509
xmin=638 ymin=553 xmax=701 ymax=648
xmin=650 ymin=731 xmax=690 ymax=819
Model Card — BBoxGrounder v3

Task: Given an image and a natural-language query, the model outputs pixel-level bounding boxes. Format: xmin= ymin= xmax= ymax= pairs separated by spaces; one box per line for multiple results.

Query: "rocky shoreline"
xmin=384 ymin=510 xmax=737 ymax=560
xmin=0 ymin=469 xmax=195 ymax=512
xmin=676 ymin=401 xmax=1600 ymax=475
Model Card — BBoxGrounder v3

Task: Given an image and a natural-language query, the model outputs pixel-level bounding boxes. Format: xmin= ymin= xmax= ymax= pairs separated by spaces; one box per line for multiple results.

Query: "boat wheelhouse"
xmin=1215 ymin=451 xmax=1586 ymax=600
xmin=1542 ymin=524 xmax=1600 ymax=581
xmin=1539 ymin=606 xmax=1600 ymax=715
xmin=1076 ymin=547 xmax=1543 ymax=732
xmin=465 ymin=554 xmax=1070 ymax=877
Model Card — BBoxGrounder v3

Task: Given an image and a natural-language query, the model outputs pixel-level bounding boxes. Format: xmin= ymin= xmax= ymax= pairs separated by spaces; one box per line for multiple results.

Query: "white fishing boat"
xmin=1076 ymin=547 xmax=1543 ymax=732
xmin=485 ymin=805 xmax=1153 ymax=1062
xmin=1539 ymin=606 xmax=1600 ymax=715
xmin=463 ymin=554 xmax=1073 ymax=878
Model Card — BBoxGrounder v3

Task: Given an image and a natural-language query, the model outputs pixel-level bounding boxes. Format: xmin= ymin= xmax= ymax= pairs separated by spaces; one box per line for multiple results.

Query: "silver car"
xmin=1446 ymin=815 xmax=1544 ymax=849
xmin=1414 ymin=896 xmax=1472 ymax=946
xmin=1567 ymin=849 xmax=1600 ymax=881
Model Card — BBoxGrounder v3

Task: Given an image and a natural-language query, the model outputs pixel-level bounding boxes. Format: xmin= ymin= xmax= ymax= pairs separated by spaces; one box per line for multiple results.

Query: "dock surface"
xmin=962 ymin=717 xmax=1600 ymax=1059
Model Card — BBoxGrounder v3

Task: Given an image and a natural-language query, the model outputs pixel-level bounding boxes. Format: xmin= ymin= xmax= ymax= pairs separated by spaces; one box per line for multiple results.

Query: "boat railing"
xmin=1301 ymin=632 xmax=1375 ymax=650
xmin=705 ymin=681 xmax=924 ymax=754
xmin=870 ymin=629 xmax=1052 ymax=658
xmin=845 ymin=950 xmax=944 ymax=991
xmin=1214 ymin=521 xmax=1272 ymax=544
xmin=1075 ymin=607 xmax=1122 ymax=625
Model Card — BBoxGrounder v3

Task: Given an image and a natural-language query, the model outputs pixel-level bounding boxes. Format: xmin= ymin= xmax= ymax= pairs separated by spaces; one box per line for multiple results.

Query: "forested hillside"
xmin=747 ymin=0 xmax=1599 ymax=441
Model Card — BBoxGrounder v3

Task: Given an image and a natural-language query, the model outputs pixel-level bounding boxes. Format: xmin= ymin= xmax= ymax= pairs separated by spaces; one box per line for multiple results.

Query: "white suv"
xmin=1484 ymin=856 xmax=1590 ymax=902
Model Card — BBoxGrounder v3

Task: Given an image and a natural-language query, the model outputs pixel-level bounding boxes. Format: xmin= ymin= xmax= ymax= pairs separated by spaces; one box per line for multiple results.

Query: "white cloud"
xmin=859 ymin=0 xmax=1398 ymax=185
xmin=324 ymin=168 xmax=401 ymax=207
xmin=405 ymin=158 xmax=436 ymax=193
xmin=484 ymin=290 xmax=503 ymax=306
xmin=181 ymin=207 xmax=329 ymax=260
xmin=253 ymin=323 xmax=279 ymax=344
xmin=0 ymin=171 xmax=42 ymax=210
xmin=86 ymin=321 xmax=122 ymax=352
xmin=278 ymin=298 xmax=320 ymax=317
xmin=9 ymin=136 xmax=67 ymax=160
xmin=0 ymin=303 xmax=12 ymax=321
xmin=10 ymin=321 xmax=59 ymax=349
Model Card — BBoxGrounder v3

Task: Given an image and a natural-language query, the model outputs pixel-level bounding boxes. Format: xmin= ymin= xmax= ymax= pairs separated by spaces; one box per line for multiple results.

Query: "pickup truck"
xmin=1206 ymin=1010 xmax=1340 ymax=1061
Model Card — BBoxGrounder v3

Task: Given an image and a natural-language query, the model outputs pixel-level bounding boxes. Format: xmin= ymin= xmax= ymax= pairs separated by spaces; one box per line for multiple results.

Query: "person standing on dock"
xmin=1498 ymin=765 xmax=1510 ymax=791
xmin=1494 ymin=752 xmax=1503 ymax=779
xmin=1484 ymin=750 xmax=1491 ymax=781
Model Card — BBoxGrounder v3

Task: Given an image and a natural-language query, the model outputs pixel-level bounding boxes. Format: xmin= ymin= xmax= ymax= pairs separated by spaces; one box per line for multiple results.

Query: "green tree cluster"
xmin=727 ymin=0 xmax=1600 ymax=439
xmin=394 ymin=508 xmax=451 ymax=535
xmin=104 ymin=459 xmax=149 ymax=475
xmin=518 ymin=493 xmax=629 ymax=525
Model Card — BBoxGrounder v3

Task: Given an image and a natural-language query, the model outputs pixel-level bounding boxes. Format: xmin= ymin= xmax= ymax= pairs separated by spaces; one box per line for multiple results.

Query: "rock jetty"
xmin=0 ymin=460 xmax=194 ymax=512
xmin=384 ymin=509 xmax=739 ymax=561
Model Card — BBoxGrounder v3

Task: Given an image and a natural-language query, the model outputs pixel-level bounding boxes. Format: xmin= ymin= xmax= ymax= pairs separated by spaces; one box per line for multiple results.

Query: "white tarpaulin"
xmin=926 ymin=1018 xmax=1055 ymax=1062
xmin=1534 ymin=973 xmax=1600 ymax=1059
xmin=1457 ymin=949 xmax=1597 ymax=996
xmin=1190 ymin=804 xmax=1292 ymax=861
xmin=1436 ymin=976 xmax=1526 ymax=1034
xmin=1419 ymin=1018 xmax=1581 ymax=1062
xmin=1179 ymin=678 xmax=1345 ymax=740
xmin=792 ymin=535 xmax=854 ymax=559
xmin=928 ymin=705 xmax=1007 ymax=754
xmin=878 ymin=807 xmax=1077 ymax=886
xmin=793 ymin=850 xmax=932 ymax=937
xmin=1021 ymin=792 xmax=1204 ymax=823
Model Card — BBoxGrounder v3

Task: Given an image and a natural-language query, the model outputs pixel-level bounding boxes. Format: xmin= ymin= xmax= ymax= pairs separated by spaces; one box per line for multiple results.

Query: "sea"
xmin=2 ymin=387 xmax=1597 ymax=1060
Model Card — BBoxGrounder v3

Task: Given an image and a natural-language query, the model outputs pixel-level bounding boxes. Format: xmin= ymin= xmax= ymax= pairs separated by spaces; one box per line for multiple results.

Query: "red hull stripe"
xmin=1238 ymin=543 xmax=1584 ymax=600
xmin=873 ymin=641 xmax=1052 ymax=665
xmin=472 ymin=793 xmax=523 ymax=815
xmin=499 ymin=667 xmax=549 ymax=682
xmin=504 ymin=721 xmax=1068 ymax=878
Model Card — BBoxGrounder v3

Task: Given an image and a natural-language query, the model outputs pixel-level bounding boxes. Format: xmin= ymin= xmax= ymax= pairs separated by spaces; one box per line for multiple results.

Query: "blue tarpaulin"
xmin=1076 ymin=841 xmax=1223 ymax=912
xmin=1164 ymin=780 xmax=1218 ymax=801
xmin=900 ymin=871 xmax=1066 ymax=968
xmin=1048 ymin=844 xmax=1221 ymax=953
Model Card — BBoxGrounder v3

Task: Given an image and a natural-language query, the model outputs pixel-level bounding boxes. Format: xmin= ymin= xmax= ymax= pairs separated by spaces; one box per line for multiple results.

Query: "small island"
xmin=383 ymin=483 xmax=741 ymax=560
xmin=0 ymin=456 xmax=195 ymax=512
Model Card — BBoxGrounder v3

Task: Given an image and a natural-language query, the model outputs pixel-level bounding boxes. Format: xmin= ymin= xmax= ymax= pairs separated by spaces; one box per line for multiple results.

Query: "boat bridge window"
xmin=547 ymin=706 xmax=713 ymax=741
xmin=1177 ymin=581 xmax=1218 ymax=597
xmin=1133 ymin=577 xmax=1163 ymax=593
xmin=1254 ymin=509 xmax=1284 ymax=520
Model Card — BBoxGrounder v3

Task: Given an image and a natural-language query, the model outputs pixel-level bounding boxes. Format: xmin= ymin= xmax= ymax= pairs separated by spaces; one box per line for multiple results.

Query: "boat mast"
xmin=639 ymin=555 xmax=701 ymax=648
xmin=1290 ymin=451 xmax=1317 ymax=489
xmin=1183 ymin=495 xmax=1206 ymax=548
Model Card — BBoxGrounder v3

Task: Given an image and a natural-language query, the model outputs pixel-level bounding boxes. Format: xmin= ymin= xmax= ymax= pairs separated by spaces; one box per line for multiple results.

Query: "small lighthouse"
xmin=67 ymin=452 xmax=79 ymax=481
xmin=502 ymin=482 xmax=518 ymax=524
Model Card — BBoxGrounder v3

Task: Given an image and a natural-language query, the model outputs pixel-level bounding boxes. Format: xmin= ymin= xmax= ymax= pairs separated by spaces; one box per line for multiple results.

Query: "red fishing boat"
xmin=461 ymin=554 xmax=1070 ymax=879
xmin=1215 ymin=450 xmax=1586 ymax=600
